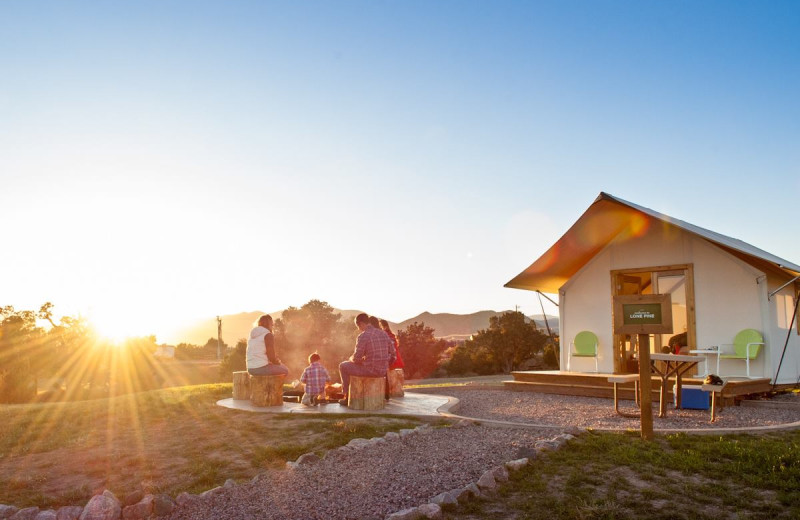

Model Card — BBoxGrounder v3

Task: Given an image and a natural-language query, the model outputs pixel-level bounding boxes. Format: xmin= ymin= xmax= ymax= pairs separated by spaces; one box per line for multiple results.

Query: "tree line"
xmin=1 ymin=300 xmax=559 ymax=403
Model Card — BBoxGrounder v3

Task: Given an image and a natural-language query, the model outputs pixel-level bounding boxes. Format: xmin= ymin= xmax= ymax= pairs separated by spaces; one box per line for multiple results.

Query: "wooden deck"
xmin=506 ymin=370 xmax=772 ymax=404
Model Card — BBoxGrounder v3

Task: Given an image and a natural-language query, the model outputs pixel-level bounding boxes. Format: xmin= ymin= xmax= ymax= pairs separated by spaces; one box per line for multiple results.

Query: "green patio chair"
xmin=568 ymin=331 xmax=599 ymax=373
xmin=715 ymin=329 xmax=764 ymax=378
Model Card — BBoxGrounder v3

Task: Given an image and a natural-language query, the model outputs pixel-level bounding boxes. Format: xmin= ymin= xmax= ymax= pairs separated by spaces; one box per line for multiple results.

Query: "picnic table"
xmin=650 ymin=353 xmax=700 ymax=418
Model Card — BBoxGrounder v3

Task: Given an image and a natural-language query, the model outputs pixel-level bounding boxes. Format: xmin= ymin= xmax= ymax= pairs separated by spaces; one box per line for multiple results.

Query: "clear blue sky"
xmin=2 ymin=1 xmax=798 ymax=342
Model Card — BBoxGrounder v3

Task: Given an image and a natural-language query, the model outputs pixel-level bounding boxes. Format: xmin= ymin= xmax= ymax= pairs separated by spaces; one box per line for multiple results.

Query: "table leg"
xmin=710 ymin=391 xmax=717 ymax=422
xmin=675 ymin=376 xmax=683 ymax=409
xmin=613 ymin=383 xmax=620 ymax=414
xmin=659 ymin=376 xmax=667 ymax=418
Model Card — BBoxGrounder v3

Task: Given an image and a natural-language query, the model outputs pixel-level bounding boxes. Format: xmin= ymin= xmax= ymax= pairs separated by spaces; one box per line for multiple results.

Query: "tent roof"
xmin=505 ymin=192 xmax=800 ymax=293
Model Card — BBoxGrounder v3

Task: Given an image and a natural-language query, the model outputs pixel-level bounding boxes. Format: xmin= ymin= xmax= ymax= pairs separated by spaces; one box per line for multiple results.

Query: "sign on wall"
xmin=613 ymin=294 xmax=673 ymax=334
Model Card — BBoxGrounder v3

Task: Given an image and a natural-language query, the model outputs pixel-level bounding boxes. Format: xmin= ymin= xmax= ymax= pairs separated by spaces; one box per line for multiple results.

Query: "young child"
xmin=300 ymin=352 xmax=331 ymax=406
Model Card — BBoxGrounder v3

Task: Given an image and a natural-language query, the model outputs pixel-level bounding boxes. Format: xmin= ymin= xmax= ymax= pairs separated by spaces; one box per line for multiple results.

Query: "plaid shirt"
xmin=353 ymin=325 xmax=393 ymax=376
xmin=300 ymin=361 xmax=331 ymax=396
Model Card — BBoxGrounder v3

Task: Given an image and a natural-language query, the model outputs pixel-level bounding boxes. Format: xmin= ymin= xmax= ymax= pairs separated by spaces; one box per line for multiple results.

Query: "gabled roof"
xmin=505 ymin=192 xmax=800 ymax=293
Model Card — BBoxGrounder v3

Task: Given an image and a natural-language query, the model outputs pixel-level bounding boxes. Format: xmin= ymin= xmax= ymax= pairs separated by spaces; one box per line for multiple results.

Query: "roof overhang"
xmin=505 ymin=192 xmax=800 ymax=293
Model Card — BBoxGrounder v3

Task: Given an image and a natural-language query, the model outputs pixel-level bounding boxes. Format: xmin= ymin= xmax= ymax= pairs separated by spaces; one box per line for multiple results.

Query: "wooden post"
xmin=348 ymin=376 xmax=385 ymax=410
xmin=637 ymin=334 xmax=654 ymax=441
xmin=250 ymin=374 xmax=285 ymax=407
xmin=387 ymin=369 xmax=404 ymax=398
xmin=232 ymin=371 xmax=250 ymax=400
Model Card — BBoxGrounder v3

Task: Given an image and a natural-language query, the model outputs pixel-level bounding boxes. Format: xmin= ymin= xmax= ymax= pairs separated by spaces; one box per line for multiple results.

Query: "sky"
xmin=2 ymin=1 xmax=799 ymax=344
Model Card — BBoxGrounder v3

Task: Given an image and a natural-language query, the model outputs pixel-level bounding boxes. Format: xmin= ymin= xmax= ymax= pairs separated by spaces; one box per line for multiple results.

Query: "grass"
xmin=0 ymin=384 xmax=424 ymax=508
xmin=444 ymin=430 xmax=800 ymax=520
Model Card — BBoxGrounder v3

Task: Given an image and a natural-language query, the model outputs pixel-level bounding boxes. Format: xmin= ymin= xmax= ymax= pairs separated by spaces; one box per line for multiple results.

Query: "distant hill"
xmin=168 ymin=308 xmax=558 ymax=347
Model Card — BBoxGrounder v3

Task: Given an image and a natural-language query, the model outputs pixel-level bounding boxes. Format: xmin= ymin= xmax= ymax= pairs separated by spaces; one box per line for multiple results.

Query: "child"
xmin=300 ymin=352 xmax=331 ymax=406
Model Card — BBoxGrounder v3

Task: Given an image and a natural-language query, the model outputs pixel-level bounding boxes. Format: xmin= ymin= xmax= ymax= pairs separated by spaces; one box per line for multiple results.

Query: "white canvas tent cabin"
xmin=505 ymin=192 xmax=800 ymax=391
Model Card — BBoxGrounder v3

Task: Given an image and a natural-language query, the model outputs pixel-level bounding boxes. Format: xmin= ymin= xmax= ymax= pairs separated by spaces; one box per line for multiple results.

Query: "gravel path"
xmin=416 ymin=387 xmax=800 ymax=430
xmin=165 ymin=424 xmax=556 ymax=520
xmin=163 ymin=388 xmax=800 ymax=519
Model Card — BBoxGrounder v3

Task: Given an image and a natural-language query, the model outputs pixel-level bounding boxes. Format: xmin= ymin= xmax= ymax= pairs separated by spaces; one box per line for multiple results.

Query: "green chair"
xmin=715 ymin=329 xmax=764 ymax=378
xmin=568 ymin=331 xmax=599 ymax=373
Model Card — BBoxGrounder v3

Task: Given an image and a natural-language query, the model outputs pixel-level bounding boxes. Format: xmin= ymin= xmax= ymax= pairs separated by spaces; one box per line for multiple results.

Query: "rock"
xmin=296 ymin=453 xmax=321 ymax=465
xmin=0 ymin=506 xmax=19 ymax=519
xmin=565 ymin=426 xmax=584 ymax=436
xmin=492 ymin=465 xmax=509 ymax=482
xmin=385 ymin=507 xmax=422 ymax=520
xmin=55 ymin=506 xmax=83 ymax=520
xmin=417 ymin=503 xmax=442 ymax=520
xmin=464 ymin=483 xmax=481 ymax=499
xmin=453 ymin=419 xmax=474 ymax=428
xmin=369 ymin=437 xmax=386 ymax=445
xmin=451 ymin=487 xmax=472 ymax=504
xmin=285 ymin=461 xmax=299 ymax=470
xmin=151 ymin=495 xmax=175 ymax=517
xmin=398 ymin=429 xmax=416 ymax=437
xmin=505 ymin=458 xmax=529 ymax=471
xmin=384 ymin=431 xmax=400 ymax=441
xmin=223 ymin=479 xmax=236 ymax=488
xmin=121 ymin=495 xmax=153 ymax=520
xmin=514 ymin=446 xmax=538 ymax=459
xmin=34 ymin=511 xmax=57 ymax=520
xmin=122 ymin=491 xmax=143 ymax=508
xmin=534 ymin=440 xmax=559 ymax=451
xmin=10 ymin=508 xmax=39 ymax=520
xmin=347 ymin=438 xmax=372 ymax=449
xmin=200 ymin=487 xmax=224 ymax=499
xmin=175 ymin=493 xmax=199 ymax=507
xmin=429 ymin=492 xmax=458 ymax=509
xmin=476 ymin=470 xmax=497 ymax=491
xmin=79 ymin=494 xmax=120 ymax=520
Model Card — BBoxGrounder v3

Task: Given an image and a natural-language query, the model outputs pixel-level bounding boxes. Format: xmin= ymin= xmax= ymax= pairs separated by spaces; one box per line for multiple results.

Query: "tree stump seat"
xmin=348 ymin=376 xmax=385 ymax=410
xmin=232 ymin=371 xmax=250 ymax=400
xmin=250 ymin=374 xmax=286 ymax=407
xmin=387 ymin=368 xmax=404 ymax=398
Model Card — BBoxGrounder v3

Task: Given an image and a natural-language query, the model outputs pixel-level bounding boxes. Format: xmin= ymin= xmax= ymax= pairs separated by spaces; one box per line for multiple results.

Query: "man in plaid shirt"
xmin=338 ymin=313 xmax=394 ymax=405
xmin=300 ymin=352 xmax=331 ymax=405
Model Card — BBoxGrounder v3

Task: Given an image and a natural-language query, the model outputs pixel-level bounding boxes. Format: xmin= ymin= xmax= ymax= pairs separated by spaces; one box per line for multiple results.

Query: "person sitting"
xmin=246 ymin=315 xmax=289 ymax=377
xmin=338 ymin=313 xmax=393 ymax=405
xmin=300 ymin=352 xmax=331 ymax=406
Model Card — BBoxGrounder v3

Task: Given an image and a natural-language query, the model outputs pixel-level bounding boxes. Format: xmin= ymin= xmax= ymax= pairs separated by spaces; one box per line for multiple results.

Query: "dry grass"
xmin=0 ymin=384 xmax=422 ymax=508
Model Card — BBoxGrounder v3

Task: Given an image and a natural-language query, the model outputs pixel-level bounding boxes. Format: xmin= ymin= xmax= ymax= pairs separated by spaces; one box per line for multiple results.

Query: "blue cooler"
xmin=673 ymin=384 xmax=710 ymax=410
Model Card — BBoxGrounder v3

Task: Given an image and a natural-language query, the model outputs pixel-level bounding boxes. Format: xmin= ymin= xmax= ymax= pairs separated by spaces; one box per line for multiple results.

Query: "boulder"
xmin=175 ymin=493 xmax=199 ymax=507
xmin=491 ymin=465 xmax=509 ymax=482
xmin=514 ymin=447 xmax=538 ymax=459
xmin=398 ymin=429 xmax=416 ymax=437
xmin=385 ymin=507 xmax=422 ymax=520
xmin=0 ymin=506 xmax=19 ymax=519
xmin=429 ymin=492 xmax=457 ymax=509
xmin=55 ymin=506 xmax=83 ymax=520
xmin=505 ymin=458 xmax=529 ymax=471
xmin=151 ymin=495 xmax=175 ymax=517
xmin=34 ymin=511 xmax=57 ymax=520
xmin=121 ymin=496 xmax=153 ymax=520
xmin=384 ymin=432 xmax=400 ymax=441
xmin=122 ymin=492 xmax=143 ymax=508
xmin=296 ymin=453 xmax=321 ymax=465
xmin=417 ymin=503 xmax=442 ymax=520
xmin=223 ymin=479 xmax=236 ymax=488
xmin=10 ymin=508 xmax=39 ymax=520
xmin=347 ymin=438 xmax=372 ymax=449
xmin=79 ymin=494 xmax=120 ymax=520
xmin=200 ymin=487 xmax=223 ymax=499
xmin=476 ymin=470 xmax=497 ymax=491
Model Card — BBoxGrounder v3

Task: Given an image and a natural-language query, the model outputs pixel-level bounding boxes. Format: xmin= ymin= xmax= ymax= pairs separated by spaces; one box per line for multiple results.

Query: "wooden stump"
xmin=250 ymin=374 xmax=285 ymax=407
xmin=348 ymin=376 xmax=385 ymax=410
xmin=232 ymin=371 xmax=250 ymax=400
xmin=387 ymin=369 xmax=404 ymax=398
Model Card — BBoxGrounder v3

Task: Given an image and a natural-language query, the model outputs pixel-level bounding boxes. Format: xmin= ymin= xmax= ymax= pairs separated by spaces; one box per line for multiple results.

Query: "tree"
xmin=0 ymin=306 xmax=41 ymax=402
xmin=219 ymin=339 xmax=247 ymax=379
xmin=445 ymin=311 xmax=548 ymax=375
xmin=273 ymin=300 xmax=358 ymax=377
xmin=396 ymin=322 xmax=449 ymax=379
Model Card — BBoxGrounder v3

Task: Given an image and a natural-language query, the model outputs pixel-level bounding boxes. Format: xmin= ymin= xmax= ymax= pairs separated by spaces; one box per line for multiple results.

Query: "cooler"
xmin=673 ymin=384 xmax=710 ymax=410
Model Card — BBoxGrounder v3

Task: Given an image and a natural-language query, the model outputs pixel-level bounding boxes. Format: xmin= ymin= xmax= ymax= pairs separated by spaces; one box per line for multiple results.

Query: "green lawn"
xmin=446 ymin=429 xmax=800 ymax=520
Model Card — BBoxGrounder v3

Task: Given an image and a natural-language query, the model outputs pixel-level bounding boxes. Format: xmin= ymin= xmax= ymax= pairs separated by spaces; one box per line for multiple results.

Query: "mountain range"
xmin=168 ymin=309 xmax=559 ymax=347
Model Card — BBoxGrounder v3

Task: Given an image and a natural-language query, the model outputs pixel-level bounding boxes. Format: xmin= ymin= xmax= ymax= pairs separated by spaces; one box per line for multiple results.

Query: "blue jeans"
xmin=248 ymin=363 xmax=289 ymax=377
xmin=339 ymin=361 xmax=384 ymax=396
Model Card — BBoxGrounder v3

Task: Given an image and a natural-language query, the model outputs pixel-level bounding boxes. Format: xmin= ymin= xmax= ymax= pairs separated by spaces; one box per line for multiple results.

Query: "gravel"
xmin=164 ymin=424 xmax=554 ymax=520
xmin=161 ymin=387 xmax=800 ymax=519
xmin=417 ymin=386 xmax=800 ymax=430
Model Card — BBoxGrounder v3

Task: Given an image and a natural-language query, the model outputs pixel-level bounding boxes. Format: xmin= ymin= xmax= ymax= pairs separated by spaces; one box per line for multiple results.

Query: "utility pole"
xmin=216 ymin=316 xmax=222 ymax=360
